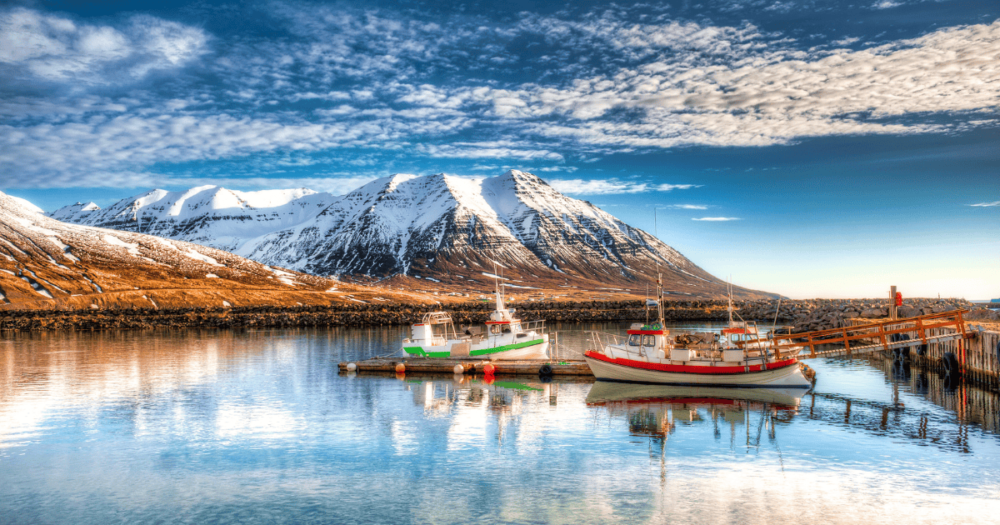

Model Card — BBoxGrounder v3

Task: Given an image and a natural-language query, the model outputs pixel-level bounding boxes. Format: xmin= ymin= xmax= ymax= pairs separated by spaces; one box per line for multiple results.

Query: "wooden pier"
xmin=739 ymin=309 xmax=999 ymax=389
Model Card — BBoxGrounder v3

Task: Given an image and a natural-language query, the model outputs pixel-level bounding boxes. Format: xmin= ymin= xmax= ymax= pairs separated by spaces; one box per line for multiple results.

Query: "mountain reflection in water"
xmin=2 ymin=327 xmax=1000 ymax=524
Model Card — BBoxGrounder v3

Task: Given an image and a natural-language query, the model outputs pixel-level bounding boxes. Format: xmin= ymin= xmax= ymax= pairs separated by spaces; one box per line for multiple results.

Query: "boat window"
xmin=643 ymin=335 xmax=656 ymax=347
xmin=490 ymin=325 xmax=502 ymax=335
xmin=628 ymin=334 xmax=641 ymax=346
xmin=512 ymin=323 xmax=521 ymax=332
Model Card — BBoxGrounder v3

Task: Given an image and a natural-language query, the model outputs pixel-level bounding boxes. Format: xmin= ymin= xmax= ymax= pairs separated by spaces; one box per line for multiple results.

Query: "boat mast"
xmin=727 ymin=277 xmax=735 ymax=327
xmin=657 ymin=271 xmax=664 ymax=326
xmin=653 ymin=207 xmax=664 ymax=326
xmin=493 ymin=262 xmax=505 ymax=313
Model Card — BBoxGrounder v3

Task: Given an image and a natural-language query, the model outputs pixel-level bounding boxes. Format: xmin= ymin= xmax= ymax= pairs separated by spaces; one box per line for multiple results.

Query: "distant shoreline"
xmin=0 ymin=297 xmax=988 ymax=332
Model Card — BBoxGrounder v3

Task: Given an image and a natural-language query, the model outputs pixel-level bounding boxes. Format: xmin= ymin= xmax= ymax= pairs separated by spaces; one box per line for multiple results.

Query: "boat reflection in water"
xmin=585 ymin=382 xmax=805 ymax=451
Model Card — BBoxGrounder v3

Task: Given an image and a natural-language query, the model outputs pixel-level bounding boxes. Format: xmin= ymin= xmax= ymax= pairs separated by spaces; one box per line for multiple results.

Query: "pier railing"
xmin=734 ymin=309 xmax=972 ymax=360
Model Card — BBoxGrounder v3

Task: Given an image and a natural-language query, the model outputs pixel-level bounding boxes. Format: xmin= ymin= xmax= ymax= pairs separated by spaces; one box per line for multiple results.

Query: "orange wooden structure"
xmin=736 ymin=309 xmax=973 ymax=360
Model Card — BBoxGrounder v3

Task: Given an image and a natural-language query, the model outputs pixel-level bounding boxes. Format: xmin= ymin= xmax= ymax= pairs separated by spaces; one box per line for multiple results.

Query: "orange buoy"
xmin=483 ymin=363 xmax=495 ymax=375
xmin=395 ymin=363 xmax=406 ymax=374
xmin=484 ymin=374 xmax=495 ymax=385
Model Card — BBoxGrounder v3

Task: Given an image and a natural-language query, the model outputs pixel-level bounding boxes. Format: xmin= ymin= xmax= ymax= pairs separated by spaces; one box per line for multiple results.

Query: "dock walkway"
xmin=339 ymin=358 xmax=593 ymax=376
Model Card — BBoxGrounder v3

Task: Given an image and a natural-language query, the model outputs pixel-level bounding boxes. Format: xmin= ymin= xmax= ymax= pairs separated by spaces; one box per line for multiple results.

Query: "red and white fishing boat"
xmin=583 ymin=279 xmax=813 ymax=388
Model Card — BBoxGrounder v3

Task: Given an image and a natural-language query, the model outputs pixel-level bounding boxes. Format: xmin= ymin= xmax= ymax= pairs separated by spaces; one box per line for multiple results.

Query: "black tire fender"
xmin=942 ymin=352 xmax=960 ymax=379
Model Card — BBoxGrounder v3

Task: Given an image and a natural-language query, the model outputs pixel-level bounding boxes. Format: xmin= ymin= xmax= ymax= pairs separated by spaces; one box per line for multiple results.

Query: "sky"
xmin=1 ymin=0 xmax=997 ymax=299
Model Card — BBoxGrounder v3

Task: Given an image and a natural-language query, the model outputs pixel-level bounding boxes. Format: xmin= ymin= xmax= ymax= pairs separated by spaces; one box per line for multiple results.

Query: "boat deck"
xmin=339 ymin=358 xmax=594 ymax=376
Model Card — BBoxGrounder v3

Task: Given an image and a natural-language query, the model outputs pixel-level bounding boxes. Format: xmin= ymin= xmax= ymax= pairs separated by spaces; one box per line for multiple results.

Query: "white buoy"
xmin=453 ymin=364 xmax=465 ymax=374
xmin=346 ymin=362 xmax=357 ymax=372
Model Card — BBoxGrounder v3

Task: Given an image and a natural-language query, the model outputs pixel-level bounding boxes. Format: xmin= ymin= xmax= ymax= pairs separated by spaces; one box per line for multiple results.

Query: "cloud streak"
xmin=546 ymin=179 xmax=698 ymax=195
xmin=692 ymin=217 xmax=740 ymax=221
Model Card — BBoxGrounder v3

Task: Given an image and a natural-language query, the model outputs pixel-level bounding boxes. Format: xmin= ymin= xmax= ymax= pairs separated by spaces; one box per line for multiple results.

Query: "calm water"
xmin=2 ymin=324 xmax=999 ymax=524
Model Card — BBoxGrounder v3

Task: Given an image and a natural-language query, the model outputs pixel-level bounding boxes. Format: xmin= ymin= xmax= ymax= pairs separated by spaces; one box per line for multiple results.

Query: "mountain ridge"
xmin=51 ymin=170 xmax=774 ymax=299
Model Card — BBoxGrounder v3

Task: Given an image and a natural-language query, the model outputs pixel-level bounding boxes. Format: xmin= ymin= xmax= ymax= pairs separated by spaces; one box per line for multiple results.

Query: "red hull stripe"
xmin=584 ymin=350 xmax=798 ymax=375
xmin=485 ymin=321 xmax=511 ymax=325
xmin=626 ymin=330 xmax=666 ymax=335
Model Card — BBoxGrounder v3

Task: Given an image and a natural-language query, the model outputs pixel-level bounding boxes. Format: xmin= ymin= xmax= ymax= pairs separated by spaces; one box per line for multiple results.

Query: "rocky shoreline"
xmin=0 ymin=298 xmax=994 ymax=332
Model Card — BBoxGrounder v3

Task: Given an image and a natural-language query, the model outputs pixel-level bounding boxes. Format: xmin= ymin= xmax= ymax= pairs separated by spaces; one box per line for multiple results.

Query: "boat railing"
xmin=522 ymin=320 xmax=546 ymax=332
xmin=589 ymin=331 xmax=640 ymax=357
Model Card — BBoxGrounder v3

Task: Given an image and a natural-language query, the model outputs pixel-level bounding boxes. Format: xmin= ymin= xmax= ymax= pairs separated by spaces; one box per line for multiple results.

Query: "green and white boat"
xmin=401 ymin=284 xmax=549 ymax=360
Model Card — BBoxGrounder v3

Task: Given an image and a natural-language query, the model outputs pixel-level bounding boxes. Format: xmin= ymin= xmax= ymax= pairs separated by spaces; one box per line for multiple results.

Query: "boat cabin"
xmin=721 ymin=322 xmax=759 ymax=345
xmin=410 ymin=312 xmax=459 ymax=345
xmin=625 ymin=323 xmax=671 ymax=355
xmin=487 ymin=307 xmax=520 ymax=334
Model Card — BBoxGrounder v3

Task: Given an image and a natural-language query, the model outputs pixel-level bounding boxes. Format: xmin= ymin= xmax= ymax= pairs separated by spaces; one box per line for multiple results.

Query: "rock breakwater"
xmin=0 ymin=297 xmax=985 ymax=332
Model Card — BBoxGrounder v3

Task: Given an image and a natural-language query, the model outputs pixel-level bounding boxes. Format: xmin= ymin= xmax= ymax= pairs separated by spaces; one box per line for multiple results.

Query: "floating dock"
xmin=339 ymin=358 xmax=593 ymax=376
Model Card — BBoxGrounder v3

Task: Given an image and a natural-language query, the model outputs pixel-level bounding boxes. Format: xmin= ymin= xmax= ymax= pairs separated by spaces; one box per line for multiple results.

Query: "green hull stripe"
xmin=469 ymin=339 xmax=545 ymax=356
xmin=403 ymin=346 xmax=449 ymax=358
xmin=403 ymin=339 xmax=545 ymax=358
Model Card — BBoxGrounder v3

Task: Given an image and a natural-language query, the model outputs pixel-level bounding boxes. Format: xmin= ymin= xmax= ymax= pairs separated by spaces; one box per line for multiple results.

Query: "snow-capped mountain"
xmin=58 ymin=185 xmax=330 ymax=253
xmin=53 ymin=170 xmax=769 ymax=298
xmin=50 ymin=201 xmax=101 ymax=221
xmin=0 ymin=190 xmax=343 ymax=309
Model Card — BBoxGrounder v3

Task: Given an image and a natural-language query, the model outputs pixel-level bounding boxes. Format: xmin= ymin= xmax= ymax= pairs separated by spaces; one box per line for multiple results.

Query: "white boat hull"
xmin=484 ymin=340 xmax=549 ymax=361
xmin=584 ymin=352 xmax=813 ymax=388
xmin=403 ymin=335 xmax=549 ymax=360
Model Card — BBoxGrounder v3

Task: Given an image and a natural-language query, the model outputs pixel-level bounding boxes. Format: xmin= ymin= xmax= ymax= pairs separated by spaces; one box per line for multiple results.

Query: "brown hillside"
xmin=0 ymin=191 xmax=446 ymax=310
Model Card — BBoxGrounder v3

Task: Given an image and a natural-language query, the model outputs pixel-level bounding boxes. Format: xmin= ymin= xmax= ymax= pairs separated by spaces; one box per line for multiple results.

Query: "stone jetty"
xmin=0 ymin=297 xmax=992 ymax=332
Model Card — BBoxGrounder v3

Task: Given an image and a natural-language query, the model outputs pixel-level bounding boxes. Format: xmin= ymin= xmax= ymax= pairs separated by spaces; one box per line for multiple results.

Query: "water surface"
xmin=2 ymin=324 xmax=999 ymax=524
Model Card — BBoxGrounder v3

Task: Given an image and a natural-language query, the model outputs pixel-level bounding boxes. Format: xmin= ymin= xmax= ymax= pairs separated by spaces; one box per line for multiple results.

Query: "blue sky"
xmin=1 ymin=0 xmax=997 ymax=299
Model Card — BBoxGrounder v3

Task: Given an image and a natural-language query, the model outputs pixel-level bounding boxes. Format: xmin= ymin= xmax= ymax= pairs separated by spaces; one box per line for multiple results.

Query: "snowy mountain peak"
xmin=51 ymin=171 xmax=767 ymax=297
xmin=49 ymin=201 xmax=101 ymax=221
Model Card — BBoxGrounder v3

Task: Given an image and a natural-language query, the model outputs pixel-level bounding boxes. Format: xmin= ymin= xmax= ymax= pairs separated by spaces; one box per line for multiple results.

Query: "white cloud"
xmin=692 ymin=217 xmax=740 ymax=221
xmin=969 ymin=201 xmax=1000 ymax=207
xmin=670 ymin=204 xmax=708 ymax=209
xmin=467 ymin=20 xmax=1000 ymax=148
xmin=0 ymin=114 xmax=367 ymax=184
xmin=873 ymin=1 xmax=903 ymax=9
xmin=0 ymin=8 xmax=208 ymax=83
xmin=517 ymin=12 xmax=765 ymax=61
xmin=417 ymin=142 xmax=564 ymax=161
xmin=289 ymin=91 xmax=352 ymax=102
xmin=546 ymin=178 xmax=698 ymax=195
xmin=831 ymin=36 xmax=861 ymax=46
